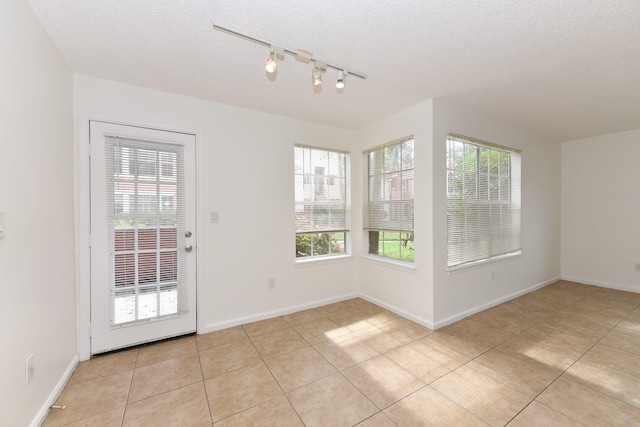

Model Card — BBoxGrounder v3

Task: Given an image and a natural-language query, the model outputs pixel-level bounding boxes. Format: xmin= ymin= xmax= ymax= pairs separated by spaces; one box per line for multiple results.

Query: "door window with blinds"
xmin=446 ymin=134 xmax=521 ymax=269
xmin=294 ymin=145 xmax=349 ymax=259
xmin=365 ymin=137 xmax=415 ymax=263
xmin=105 ymin=136 xmax=188 ymax=325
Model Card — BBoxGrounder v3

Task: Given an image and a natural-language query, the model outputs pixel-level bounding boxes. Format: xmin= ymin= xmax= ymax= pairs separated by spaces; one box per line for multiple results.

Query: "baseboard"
xmin=357 ymin=294 xmax=435 ymax=330
xmin=201 ymin=278 xmax=567 ymax=334
xmin=30 ymin=354 xmax=79 ymax=427
xmin=432 ymin=276 xmax=560 ymax=330
xmin=201 ymin=293 xmax=359 ymax=333
xmin=561 ymin=275 xmax=640 ymax=294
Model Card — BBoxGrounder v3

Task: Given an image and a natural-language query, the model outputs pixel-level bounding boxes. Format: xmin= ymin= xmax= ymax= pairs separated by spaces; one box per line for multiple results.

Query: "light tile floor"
xmin=43 ymin=280 xmax=640 ymax=426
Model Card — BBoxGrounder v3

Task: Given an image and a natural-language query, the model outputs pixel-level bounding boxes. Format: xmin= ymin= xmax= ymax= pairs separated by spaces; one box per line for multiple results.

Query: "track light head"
xmin=264 ymin=45 xmax=284 ymax=74
xmin=312 ymin=69 xmax=322 ymax=86
xmin=265 ymin=54 xmax=277 ymax=73
xmin=336 ymin=70 xmax=346 ymax=89
xmin=312 ymin=62 xmax=326 ymax=86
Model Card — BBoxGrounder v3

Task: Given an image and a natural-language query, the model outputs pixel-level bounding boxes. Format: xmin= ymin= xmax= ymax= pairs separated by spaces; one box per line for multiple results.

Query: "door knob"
xmin=185 ymin=244 xmax=193 ymax=252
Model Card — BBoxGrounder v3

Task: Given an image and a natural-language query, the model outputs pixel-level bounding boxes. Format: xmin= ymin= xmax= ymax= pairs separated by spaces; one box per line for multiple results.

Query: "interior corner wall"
xmin=1 ymin=1 xmax=77 ymax=426
xmin=431 ymin=99 xmax=561 ymax=326
xmin=561 ymin=128 xmax=640 ymax=292
xmin=356 ymin=100 xmax=435 ymax=327
xmin=73 ymin=75 xmax=359 ymax=337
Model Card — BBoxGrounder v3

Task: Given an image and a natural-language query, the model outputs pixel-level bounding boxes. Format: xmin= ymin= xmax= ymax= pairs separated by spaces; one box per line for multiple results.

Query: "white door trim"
xmin=75 ymin=117 xmax=206 ymax=361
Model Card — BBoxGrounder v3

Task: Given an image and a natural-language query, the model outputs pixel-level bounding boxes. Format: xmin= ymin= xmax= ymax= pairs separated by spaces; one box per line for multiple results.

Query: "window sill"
xmin=295 ymin=254 xmax=353 ymax=267
xmin=447 ymin=251 xmax=522 ymax=274
xmin=361 ymin=255 xmax=416 ymax=272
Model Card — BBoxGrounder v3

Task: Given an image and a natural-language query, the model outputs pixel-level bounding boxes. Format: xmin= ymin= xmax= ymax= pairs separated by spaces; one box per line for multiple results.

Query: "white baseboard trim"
xmin=201 ymin=293 xmax=359 ymax=334
xmin=31 ymin=354 xmax=79 ymax=427
xmin=201 ymin=278 xmax=568 ymax=334
xmin=41 ymin=277 xmax=630 ymax=425
xmin=432 ymin=276 xmax=561 ymax=330
xmin=357 ymin=294 xmax=436 ymax=330
xmin=561 ymin=275 xmax=640 ymax=294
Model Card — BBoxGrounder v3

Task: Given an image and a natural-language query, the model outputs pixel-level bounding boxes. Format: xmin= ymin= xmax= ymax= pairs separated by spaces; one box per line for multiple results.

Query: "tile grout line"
xmin=45 ymin=285 xmax=640 ymax=426
xmin=500 ymin=286 xmax=634 ymax=426
xmin=119 ymin=347 xmax=140 ymax=427
xmin=243 ymin=317 xmax=307 ymax=426
xmin=283 ymin=312 xmax=382 ymax=425
xmin=195 ymin=338 xmax=215 ymax=426
xmin=452 ymin=286 xmax=597 ymax=426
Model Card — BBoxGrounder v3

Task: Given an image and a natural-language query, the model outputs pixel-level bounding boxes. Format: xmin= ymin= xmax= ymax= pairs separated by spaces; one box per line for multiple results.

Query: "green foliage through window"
xmin=446 ymin=134 xmax=521 ymax=268
xmin=365 ymin=136 xmax=415 ymax=263
xmin=294 ymin=145 xmax=349 ymax=259
xmin=369 ymin=231 xmax=414 ymax=262
xmin=296 ymin=232 xmax=345 ymax=258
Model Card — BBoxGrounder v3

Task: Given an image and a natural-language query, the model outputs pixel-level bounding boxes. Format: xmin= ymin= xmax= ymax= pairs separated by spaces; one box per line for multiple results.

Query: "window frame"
xmin=363 ymin=136 xmax=415 ymax=264
xmin=294 ymin=145 xmax=350 ymax=261
xmin=446 ymin=133 xmax=522 ymax=270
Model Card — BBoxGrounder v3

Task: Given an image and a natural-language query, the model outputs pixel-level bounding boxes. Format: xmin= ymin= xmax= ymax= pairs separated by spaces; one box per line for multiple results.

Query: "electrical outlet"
xmin=635 ymin=263 xmax=640 ymax=272
xmin=268 ymin=278 xmax=276 ymax=289
xmin=25 ymin=354 xmax=35 ymax=384
xmin=491 ymin=270 xmax=495 ymax=281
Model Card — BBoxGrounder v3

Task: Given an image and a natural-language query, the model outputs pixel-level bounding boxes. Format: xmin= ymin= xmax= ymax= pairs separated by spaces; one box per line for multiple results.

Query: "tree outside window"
xmin=295 ymin=146 xmax=349 ymax=259
xmin=365 ymin=137 xmax=414 ymax=263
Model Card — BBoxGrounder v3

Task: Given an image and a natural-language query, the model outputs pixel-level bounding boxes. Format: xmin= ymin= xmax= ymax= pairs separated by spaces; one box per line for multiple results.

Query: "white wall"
xmin=73 ymin=76 xmax=359 ymax=350
xmin=561 ymin=129 xmax=640 ymax=292
xmin=0 ymin=1 xmax=77 ymax=425
xmin=432 ymin=99 xmax=561 ymax=325
xmin=355 ymin=99 xmax=561 ymax=328
xmin=3 ymin=2 xmax=624 ymax=422
xmin=356 ymin=100 xmax=435 ymax=326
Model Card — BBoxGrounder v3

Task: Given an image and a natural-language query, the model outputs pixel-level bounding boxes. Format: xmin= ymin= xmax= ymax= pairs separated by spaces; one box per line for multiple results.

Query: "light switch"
xmin=0 ymin=212 xmax=5 ymax=239
xmin=210 ymin=211 xmax=219 ymax=223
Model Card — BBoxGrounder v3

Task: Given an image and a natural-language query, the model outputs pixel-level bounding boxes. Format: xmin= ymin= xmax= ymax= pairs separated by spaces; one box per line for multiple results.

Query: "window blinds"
xmin=446 ymin=134 xmax=521 ymax=268
xmin=105 ymin=135 xmax=188 ymax=326
xmin=365 ymin=137 xmax=415 ymax=232
xmin=294 ymin=145 xmax=349 ymax=234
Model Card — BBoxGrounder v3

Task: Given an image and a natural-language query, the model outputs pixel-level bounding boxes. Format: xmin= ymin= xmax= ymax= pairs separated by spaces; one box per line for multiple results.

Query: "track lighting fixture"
xmin=336 ymin=70 xmax=346 ymax=89
xmin=312 ymin=62 xmax=326 ymax=86
xmin=265 ymin=51 xmax=277 ymax=73
xmin=265 ymin=45 xmax=284 ymax=74
xmin=212 ymin=23 xmax=367 ymax=89
xmin=312 ymin=69 xmax=322 ymax=86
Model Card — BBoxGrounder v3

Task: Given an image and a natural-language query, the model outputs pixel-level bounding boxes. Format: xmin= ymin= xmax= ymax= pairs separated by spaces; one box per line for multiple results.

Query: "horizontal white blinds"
xmin=105 ymin=135 xmax=188 ymax=325
xmin=294 ymin=145 xmax=349 ymax=233
xmin=365 ymin=137 xmax=414 ymax=231
xmin=446 ymin=134 xmax=521 ymax=268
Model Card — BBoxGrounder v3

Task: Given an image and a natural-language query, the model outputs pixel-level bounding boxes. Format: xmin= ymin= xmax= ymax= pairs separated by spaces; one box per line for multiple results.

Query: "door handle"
xmin=185 ymin=244 xmax=193 ymax=252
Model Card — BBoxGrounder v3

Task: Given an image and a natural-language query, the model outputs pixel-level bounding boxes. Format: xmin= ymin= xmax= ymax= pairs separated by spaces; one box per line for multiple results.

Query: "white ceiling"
xmin=27 ymin=0 xmax=640 ymax=142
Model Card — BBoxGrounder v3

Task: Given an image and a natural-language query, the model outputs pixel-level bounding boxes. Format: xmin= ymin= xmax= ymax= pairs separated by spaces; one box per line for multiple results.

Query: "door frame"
xmin=75 ymin=117 xmax=206 ymax=361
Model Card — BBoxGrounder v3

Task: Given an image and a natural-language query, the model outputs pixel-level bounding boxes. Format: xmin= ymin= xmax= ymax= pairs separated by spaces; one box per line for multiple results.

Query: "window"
xmin=129 ymin=149 xmax=157 ymax=177
xmin=114 ymin=193 xmax=126 ymax=214
xmin=137 ymin=194 xmax=158 ymax=212
xmin=295 ymin=145 xmax=349 ymax=259
xmin=105 ymin=135 xmax=185 ymax=325
xmin=160 ymin=152 xmax=175 ymax=177
xmin=111 ymin=143 xmax=180 ymax=229
xmin=446 ymin=134 xmax=521 ymax=268
xmin=162 ymin=195 xmax=174 ymax=209
xmin=365 ymin=137 xmax=414 ymax=262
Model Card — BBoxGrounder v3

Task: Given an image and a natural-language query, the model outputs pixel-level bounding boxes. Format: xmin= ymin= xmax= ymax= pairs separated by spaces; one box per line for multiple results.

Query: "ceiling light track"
xmin=212 ymin=23 xmax=367 ymax=87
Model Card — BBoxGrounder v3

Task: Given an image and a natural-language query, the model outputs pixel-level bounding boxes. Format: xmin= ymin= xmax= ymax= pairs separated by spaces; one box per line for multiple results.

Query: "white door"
xmin=90 ymin=121 xmax=197 ymax=355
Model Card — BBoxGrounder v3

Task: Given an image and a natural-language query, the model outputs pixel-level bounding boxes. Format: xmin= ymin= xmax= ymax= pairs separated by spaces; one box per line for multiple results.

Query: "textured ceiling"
xmin=26 ymin=0 xmax=640 ymax=142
